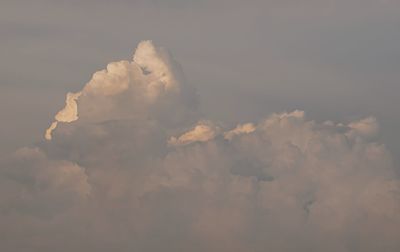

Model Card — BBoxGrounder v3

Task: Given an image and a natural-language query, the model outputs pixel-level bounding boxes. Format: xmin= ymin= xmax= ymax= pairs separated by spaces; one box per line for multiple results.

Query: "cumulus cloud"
xmin=347 ymin=116 xmax=379 ymax=138
xmin=45 ymin=92 xmax=81 ymax=140
xmin=223 ymin=122 xmax=255 ymax=140
xmin=1 ymin=41 xmax=400 ymax=252
xmin=0 ymin=147 xmax=90 ymax=218
xmin=168 ymin=121 xmax=219 ymax=146
xmin=44 ymin=40 xmax=194 ymax=140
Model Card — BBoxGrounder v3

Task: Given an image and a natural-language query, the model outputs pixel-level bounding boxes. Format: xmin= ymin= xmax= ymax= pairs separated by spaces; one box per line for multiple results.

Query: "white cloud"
xmin=223 ymin=122 xmax=255 ymax=140
xmin=168 ymin=121 xmax=219 ymax=146
xmin=44 ymin=121 xmax=58 ymax=140
xmin=45 ymin=92 xmax=81 ymax=140
xmin=1 ymin=41 xmax=400 ymax=252
xmin=44 ymin=40 xmax=194 ymax=141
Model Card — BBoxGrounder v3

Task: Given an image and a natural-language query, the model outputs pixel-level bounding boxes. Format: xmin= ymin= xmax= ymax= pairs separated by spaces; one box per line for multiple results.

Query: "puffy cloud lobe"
xmin=45 ymin=40 xmax=191 ymax=140
xmin=168 ymin=121 xmax=219 ymax=146
xmin=1 ymin=41 xmax=400 ymax=252
xmin=45 ymin=92 xmax=81 ymax=140
xmin=44 ymin=121 xmax=58 ymax=140
xmin=54 ymin=92 xmax=81 ymax=122
xmin=133 ymin=40 xmax=179 ymax=93
xmin=223 ymin=122 xmax=255 ymax=140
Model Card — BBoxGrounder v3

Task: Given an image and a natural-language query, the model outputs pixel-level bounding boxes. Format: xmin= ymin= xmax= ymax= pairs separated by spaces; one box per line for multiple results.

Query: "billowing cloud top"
xmin=45 ymin=40 xmax=190 ymax=140
xmin=1 ymin=41 xmax=400 ymax=252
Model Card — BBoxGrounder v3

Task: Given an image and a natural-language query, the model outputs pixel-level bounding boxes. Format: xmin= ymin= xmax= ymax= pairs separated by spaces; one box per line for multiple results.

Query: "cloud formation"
xmin=45 ymin=40 xmax=193 ymax=140
xmin=168 ymin=121 xmax=219 ymax=146
xmin=1 ymin=41 xmax=400 ymax=252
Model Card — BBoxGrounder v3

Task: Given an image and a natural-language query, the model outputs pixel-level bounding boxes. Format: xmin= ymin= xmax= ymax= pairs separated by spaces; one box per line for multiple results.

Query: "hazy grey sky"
xmin=1 ymin=1 xmax=400 ymax=251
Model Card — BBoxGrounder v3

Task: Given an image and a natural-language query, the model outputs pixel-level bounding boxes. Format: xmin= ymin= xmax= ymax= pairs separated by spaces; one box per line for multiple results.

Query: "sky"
xmin=1 ymin=0 xmax=400 ymax=251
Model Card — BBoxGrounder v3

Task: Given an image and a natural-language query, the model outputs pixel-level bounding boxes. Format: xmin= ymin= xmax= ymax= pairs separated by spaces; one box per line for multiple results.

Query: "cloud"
xmin=0 ymin=147 xmax=90 ymax=218
xmin=45 ymin=92 xmax=81 ymax=140
xmin=44 ymin=121 xmax=58 ymax=140
xmin=44 ymin=40 xmax=195 ymax=140
xmin=1 ymin=41 xmax=400 ymax=252
xmin=168 ymin=121 xmax=219 ymax=146
xmin=223 ymin=122 xmax=255 ymax=140
xmin=347 ymin=116 xmax=379 ymax=138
